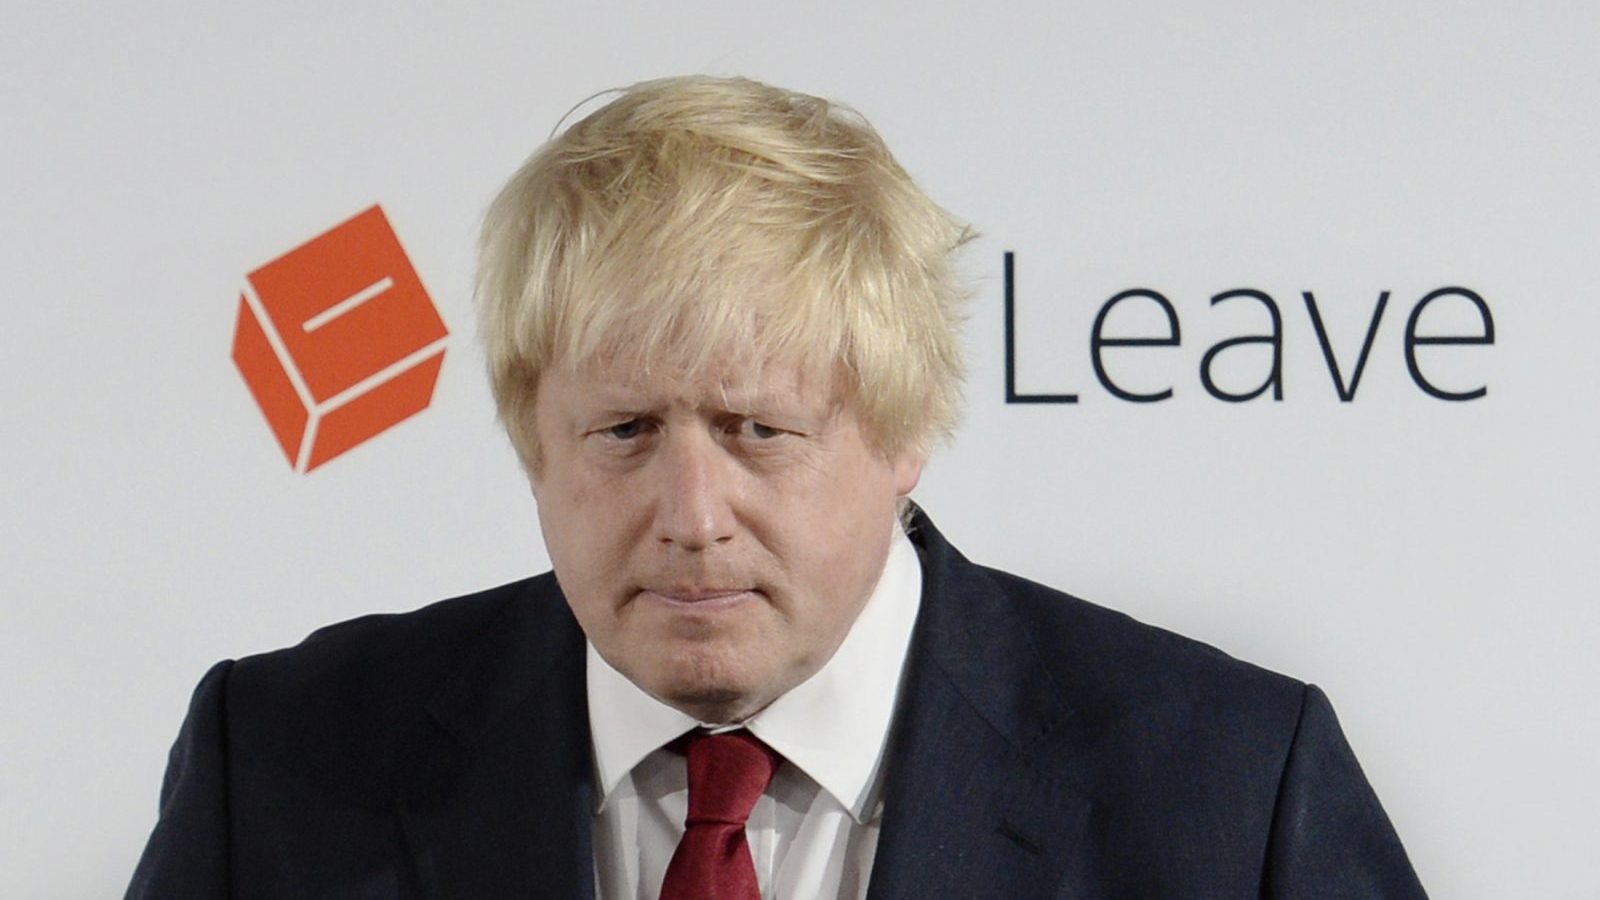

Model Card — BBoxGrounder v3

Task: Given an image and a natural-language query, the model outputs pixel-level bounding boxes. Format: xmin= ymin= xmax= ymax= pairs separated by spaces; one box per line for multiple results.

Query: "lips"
xmin=637 ymin=587 xmax=758 ymax=608
xmin=653 ymin=589 xmax=745 ymax=601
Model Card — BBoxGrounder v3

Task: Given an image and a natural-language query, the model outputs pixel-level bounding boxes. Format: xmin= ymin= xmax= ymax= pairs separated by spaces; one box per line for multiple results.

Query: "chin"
xmin=648 ymin=655 xmax=780 ymax=724
xmin=661 ymin=689 xmax=760 ymax=725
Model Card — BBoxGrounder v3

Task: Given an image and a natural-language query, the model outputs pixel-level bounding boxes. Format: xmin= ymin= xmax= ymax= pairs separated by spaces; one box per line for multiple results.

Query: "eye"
xmin=604 ymin=419 xmax=649 ymax=440
xmin=736 ymin=418 xmax=783 ymax=440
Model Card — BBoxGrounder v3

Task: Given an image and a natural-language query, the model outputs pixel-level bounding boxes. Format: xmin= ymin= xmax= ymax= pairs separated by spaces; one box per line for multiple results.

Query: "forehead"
xmin=554 ymin=349 xmax=842 ymax=412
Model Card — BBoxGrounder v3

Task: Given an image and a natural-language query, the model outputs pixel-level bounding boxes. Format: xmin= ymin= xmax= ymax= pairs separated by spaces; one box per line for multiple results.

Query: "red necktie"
xmin=659 ymin=730 xmax=782 ymax=900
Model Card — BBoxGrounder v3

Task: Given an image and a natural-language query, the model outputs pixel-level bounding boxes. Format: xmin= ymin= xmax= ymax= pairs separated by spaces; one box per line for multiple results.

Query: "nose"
xmin=652 ymin=429 xmax=736 ymax=551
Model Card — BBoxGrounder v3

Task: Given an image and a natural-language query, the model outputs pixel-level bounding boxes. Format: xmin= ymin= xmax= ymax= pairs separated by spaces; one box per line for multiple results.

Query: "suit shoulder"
xmin=220 ymin=575 xmax=561 ymax=755
xmin=232 ymin=574 xmax=555 ymax=689
xmin=975 ymin=564 xmax=1306 ymax=726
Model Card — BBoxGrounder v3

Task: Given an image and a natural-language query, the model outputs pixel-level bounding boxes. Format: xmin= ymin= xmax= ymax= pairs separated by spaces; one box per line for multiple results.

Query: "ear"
xmin=892 ymin=452 xmax=924 ymax=497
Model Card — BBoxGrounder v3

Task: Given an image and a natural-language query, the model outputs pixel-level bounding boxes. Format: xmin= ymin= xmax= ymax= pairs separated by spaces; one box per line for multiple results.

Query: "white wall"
xmin=4 ymin=2 xmax=1595 ymax=897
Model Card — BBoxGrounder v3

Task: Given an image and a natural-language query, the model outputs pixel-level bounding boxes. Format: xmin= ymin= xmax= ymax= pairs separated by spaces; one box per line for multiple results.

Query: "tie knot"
xmin=682 ymin=730 xmax=782 ymax=825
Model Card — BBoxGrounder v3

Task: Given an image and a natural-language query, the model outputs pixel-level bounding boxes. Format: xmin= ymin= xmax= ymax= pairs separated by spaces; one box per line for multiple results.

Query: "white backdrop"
xmin=4 ymin=2 xmax=1596 ymax=897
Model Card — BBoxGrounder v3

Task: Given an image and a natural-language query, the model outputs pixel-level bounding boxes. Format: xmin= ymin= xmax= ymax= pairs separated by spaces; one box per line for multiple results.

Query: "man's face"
xmin=529 ymin=354 xmax=922 ymax=724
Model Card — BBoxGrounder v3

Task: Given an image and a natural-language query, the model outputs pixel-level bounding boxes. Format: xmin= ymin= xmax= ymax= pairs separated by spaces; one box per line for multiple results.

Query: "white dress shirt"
xmin=586 ymin=529 xmax=923 ymax=900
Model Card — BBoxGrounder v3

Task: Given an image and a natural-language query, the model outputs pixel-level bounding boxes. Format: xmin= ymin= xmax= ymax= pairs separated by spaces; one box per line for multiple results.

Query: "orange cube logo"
xmin=231 ymin=205 xmax=448 ymax=472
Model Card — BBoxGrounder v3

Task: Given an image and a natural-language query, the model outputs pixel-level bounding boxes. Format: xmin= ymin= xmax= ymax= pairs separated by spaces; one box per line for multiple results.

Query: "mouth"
xmin=636 ymin=588 xmax=759 ymax=611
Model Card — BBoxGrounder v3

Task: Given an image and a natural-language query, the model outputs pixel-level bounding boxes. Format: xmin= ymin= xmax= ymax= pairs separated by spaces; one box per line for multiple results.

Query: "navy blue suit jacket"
xmin=127 ymin=512 xmax=1427 ymax=898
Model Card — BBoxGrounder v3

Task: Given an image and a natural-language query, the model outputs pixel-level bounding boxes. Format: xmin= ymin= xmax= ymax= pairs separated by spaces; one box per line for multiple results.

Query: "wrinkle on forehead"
xmin=573 ymin=334 xmax=847 ymax=413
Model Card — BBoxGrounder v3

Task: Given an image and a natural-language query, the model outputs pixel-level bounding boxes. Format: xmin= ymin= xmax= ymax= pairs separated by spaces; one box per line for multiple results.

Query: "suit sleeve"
xmin=124 ymin=660 xmax=235 ymax=900
xmin=1262 ymin=683 xmax=1429 ymax=899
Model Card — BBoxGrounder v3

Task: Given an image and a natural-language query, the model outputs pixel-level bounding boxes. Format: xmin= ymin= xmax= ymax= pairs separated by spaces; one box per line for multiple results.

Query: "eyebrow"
xmin=579 ymin=387 xmax=832 ymax=422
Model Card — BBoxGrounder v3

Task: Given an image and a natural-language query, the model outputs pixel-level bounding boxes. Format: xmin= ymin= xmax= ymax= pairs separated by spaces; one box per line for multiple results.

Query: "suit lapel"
xmin=867 ymin=515 xmax=1108 ymax=900
xmin=385 ymin=517 xmax=1105 ymax=899
xmin=394 ymin=577 xmax=597 ymax=900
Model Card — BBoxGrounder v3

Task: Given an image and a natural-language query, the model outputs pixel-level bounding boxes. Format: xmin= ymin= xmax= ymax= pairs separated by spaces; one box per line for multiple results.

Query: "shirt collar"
xmin=585 ymin=526 xmax=923 ymax=823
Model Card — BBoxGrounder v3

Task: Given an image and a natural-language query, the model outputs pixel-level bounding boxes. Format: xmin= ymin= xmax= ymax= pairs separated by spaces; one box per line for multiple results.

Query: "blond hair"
xmin=477 ymin=75 xmax=971 ymax=469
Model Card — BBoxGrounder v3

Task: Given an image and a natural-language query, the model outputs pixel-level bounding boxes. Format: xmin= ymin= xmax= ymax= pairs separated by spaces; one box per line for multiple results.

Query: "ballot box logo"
xmin=231 ymin=205 xmax=448 ymax=473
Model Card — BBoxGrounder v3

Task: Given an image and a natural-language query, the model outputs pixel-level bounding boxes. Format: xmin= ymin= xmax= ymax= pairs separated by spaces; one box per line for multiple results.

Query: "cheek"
xmin=793 ymin=458 xmax=900 ymax=591
xmin=535 ymin=480 xmax=604 ymax=586
xmin=536 ymin=468 xmax=646 ymax=599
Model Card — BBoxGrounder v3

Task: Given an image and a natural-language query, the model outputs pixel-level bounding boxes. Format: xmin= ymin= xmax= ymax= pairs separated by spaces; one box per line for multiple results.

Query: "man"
xmin=128 ymin=75 xmax=1427 ymax=898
